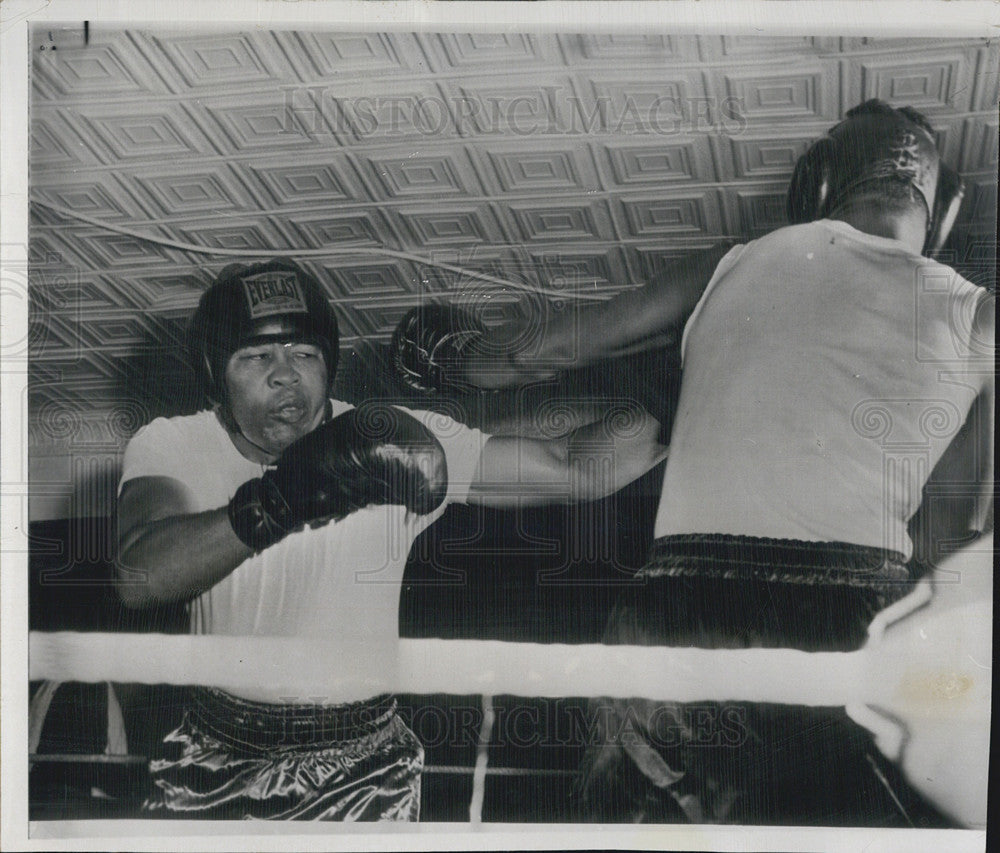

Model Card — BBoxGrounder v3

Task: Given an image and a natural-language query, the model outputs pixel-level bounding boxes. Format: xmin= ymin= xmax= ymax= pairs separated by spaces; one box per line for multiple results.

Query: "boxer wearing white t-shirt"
xmin=116 ymin=259 xmax=665 ymax=821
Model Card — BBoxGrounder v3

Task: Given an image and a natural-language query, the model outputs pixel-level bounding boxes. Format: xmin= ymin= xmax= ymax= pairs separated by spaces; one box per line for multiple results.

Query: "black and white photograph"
xmin=1 ymin=2 xmax=996 ymax=851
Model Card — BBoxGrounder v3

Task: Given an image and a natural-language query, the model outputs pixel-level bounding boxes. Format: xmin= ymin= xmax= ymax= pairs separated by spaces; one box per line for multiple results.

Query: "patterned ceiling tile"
xmin=31 ymin=31 xmax=169 ymax=98
xmin=527 ymin=246 xmax=630 ymax=292
xmin=700 ymin=36 xmax=838 ymax=61
xmin=323 ymin=80 xmax=457 ymax=142
xmin=100 ymin=268 xmax=208 ymax=312
xmin=337 ymin=296 xmax=426 ymax=339
xmin=597 ymin=136 xmax=715 ymax=186
xmin=710 ymin=63 xmax=840 ymax=124
xmin=845 ymin=49 xmax=977 ymax=114
xmin=614 ymin=191 xmax=724 ymax=239
xmin=356 ymin=150 xmax=481 ymax=199
xmin=438 ymin=75 xmax=581 ymax=137
xmin=972 ymin=44 xmax=1000 ymax=112
xmin=194 ymin=94 xmax=332 ymax=153
xmin=145 ymin=31 xmax=298 ymax=90
xmin=286 ymin=209 xmax=392 ymax=248
xmin=22 ymin=29 xmax=995 ymax=453
xmin=393 ymin=204 xmax=507 ymax=247
xmin=414 ymin=246 xmax=545 ymax=296
xmin=471 ymin=142 xmax=600 ymax=194
xmin=28 ymin=231 xmax=83 ymax=269
xmin=28 ymin=226 xmax=123 ymax=272
xmin=29 ymin=361 xmax=115 ymax=404
xmin=131 ymin=164 xmax=254 ymax=217
xmin=418 ymin=32 xmax=560 ymax=73
xmin=505 ymin=199 xmax=616 ymax=243
xmin=27 ymin=312 xmax=90 ymax=363
xmin=927 ymin=115 xmax=969 ymax=171
xmin=961 ymin=115 xmax=999 ymax=173
xmin=631 ymin=241 xmax=729 ymax=283
xmin=31 ymin=113 xmax=104 ymax=169
xmin=955 ymin=172 xmax=998 ymax=228
xmin=175 ymin=217 xmax=294 ymax=253
xmin=31 ymin=173 xmax=156 ymax=222
xmin=238 ymin=154 xmax=367 ymax=207
xmin=723 ymin=183 xmax=792 ymax=238
xmin=64 ymin=226 xmax=193 ymax=270
xmin=279 ymin=31 xmax=429 ymax=79
xmin=32 ymin=274 xmax=136 ymax=317
xmin=73 ymin=102 xmax=217 ymax=163
xmin=318 ymin=259 xmax=417 ymax=299
xmin=561 ymin=33 xmax=700 ymax=64
xmin=82 ymin=313 xmax=169 ymax=350
xmin=839 ymin=37 xmax=988 ymax=53
xmin=579 ymin=71 xmax=708 ymax=135
xmin=714 ymin=132 xmax=818 ymax=181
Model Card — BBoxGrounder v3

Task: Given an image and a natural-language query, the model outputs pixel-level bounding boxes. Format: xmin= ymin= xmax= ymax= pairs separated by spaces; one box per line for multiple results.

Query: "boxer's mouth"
xmin=269 ymin=396 xmax=308 ymax=423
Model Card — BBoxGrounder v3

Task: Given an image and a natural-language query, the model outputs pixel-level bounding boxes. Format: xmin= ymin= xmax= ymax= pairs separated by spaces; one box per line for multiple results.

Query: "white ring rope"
xmin=30 ymin=634 xmax=864 ymax=706
xmin=27 ymin=607 xmax=990 ymax=713
xmin=31 ymin=199 xmax=616 ymax=302
xmin=28 ymin=531 xmax=993 ymax=708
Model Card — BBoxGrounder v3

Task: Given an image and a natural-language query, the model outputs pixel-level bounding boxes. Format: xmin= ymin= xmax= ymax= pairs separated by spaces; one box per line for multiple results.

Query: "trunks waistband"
xmin=189 ymin=687 xmax=397 ymax=752
xmin=643 ymin=533 xmax=911 ymax=588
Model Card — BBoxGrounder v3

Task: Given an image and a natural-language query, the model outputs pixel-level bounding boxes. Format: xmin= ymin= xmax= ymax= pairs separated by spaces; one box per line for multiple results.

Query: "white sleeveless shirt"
xmin=654 ymin=220 xmax=990 ymax=560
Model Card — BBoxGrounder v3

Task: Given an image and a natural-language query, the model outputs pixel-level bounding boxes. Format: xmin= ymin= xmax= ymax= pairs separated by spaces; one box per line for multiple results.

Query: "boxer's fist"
xmin=390 ymin=304 xmax=491 ymax=394
xmin=228 ymin=403 xmax=448 ymax=551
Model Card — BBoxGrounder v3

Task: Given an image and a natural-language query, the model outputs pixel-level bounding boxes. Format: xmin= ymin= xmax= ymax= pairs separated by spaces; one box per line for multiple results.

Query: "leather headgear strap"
xmin=786 ymin=100 xmax=965 ymax=255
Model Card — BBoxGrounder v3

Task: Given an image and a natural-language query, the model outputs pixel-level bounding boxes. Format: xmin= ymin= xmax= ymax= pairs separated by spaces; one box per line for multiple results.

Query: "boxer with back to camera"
xmin=389 ymin=100 xmax=994 ymax=824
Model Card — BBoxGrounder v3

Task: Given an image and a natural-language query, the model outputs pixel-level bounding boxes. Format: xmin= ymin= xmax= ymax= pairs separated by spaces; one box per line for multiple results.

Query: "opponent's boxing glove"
xmin=228 ymin=403 xmax=448 ymax=552
xmin=390 ymin=304 xmax=489 ymax=394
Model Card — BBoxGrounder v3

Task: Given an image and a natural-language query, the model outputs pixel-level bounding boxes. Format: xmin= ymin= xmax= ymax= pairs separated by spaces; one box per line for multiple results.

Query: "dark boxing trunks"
xmin=144 ymin=689 xmax=422 ymax=821
xmin=575 ymin=534 xmax=939 ymax=826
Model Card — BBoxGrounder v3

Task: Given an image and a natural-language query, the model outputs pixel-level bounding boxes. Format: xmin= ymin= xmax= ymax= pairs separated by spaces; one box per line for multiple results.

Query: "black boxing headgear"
xmin=187 ymin=259 xmax=339 ymax=404
xmin=786 ymin=100 xmax=965 ymax=255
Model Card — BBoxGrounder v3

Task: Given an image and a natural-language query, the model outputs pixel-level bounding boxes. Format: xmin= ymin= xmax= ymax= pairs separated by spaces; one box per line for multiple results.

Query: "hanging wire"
xmin=31 ymin=198 xmax=619 ymax=302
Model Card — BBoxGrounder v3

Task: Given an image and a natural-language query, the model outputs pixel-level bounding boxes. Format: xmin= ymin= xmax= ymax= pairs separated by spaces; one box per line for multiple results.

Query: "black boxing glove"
xmin=228 ymin=403 xmax=448 ymax=552
xmin=390 ymin=304 xmax=490 ymax=394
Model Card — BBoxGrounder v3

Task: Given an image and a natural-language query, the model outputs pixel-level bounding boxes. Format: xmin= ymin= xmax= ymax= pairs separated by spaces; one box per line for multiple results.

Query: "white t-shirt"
xmin=654 ymin=220 xmax=989 ymax=560
xmin=120 ymin=401 xmax=488 ymax=698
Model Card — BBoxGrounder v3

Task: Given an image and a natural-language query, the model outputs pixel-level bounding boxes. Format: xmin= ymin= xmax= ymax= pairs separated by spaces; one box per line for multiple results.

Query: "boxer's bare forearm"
xmin=115 ymin=477 xmax=253 ymax=607
xmin=908 ymin=374 xmax=994 ymax=566
xmin=465 ymin=244 xmax=731 ymax=387
xmin=467 ymin=412 xmax=667 ymax=506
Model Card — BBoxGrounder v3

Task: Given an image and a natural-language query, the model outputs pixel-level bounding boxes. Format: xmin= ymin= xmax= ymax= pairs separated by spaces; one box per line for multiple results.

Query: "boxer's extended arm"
xmin=467 ymin=409 xmax=667 ymax=507
xmin=116 ymin=405 xmax=448 ymax=606
xmin=466 ymin=243 xmax=732 ymax=388
xmin=116 ymin=476 xmax=253 ymax=607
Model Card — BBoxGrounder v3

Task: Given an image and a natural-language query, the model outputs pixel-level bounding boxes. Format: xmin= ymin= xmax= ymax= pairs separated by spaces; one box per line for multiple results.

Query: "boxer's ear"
xmin=787 ymin=137 xmax=836 ymax=224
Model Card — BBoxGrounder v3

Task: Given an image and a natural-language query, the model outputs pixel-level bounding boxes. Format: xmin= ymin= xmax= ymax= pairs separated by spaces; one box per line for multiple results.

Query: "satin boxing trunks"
xmin=144 ymin=689 xmax=422 ymax=821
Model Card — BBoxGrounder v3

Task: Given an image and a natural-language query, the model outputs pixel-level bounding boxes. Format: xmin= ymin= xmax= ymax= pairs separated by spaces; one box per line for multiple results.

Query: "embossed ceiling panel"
xmin=473 ymin=142 xmax=600 ymax=195
xmin=26 ymin=27 xmax=998 ymax=431
xmin=710 ymin=63 xmax=840 ymax=122
xmin=845 ymin=49 xmax=977 ymax=115
xmin=599 ymin=137 xmax=715 ymax=185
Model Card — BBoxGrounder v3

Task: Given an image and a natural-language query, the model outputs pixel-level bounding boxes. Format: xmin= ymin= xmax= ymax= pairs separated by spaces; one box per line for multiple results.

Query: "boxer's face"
xmin=223 ymin=323 xmax=329 ymax=458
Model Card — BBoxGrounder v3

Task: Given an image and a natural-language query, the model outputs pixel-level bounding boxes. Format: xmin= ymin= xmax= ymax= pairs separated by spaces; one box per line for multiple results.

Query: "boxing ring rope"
xmin=26 ymin=574 xmax=987 ymax=710
xmin=27 ymin=571 xmax=993 ymax=827
xmin=31 ymin=632 xmax=871 ymax=704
